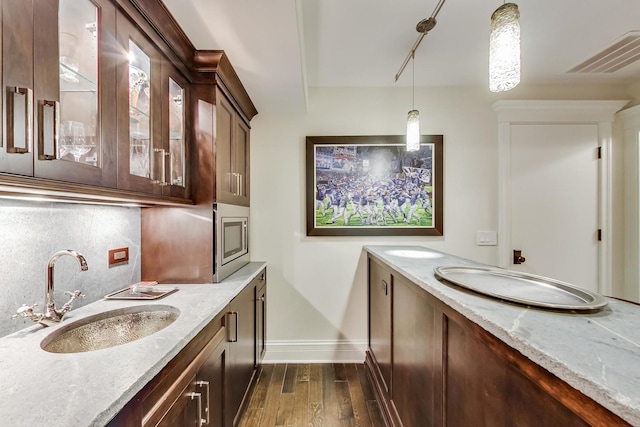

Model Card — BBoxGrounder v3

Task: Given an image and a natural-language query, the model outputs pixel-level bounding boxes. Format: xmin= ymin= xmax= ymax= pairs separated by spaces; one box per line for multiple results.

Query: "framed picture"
xmin=306 ymin=135 xmax=443 ymax=236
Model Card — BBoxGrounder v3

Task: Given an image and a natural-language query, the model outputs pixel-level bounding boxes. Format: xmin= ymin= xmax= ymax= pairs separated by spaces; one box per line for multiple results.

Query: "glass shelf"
xmin=130 ymin=105 xmax=150 ymax=120
xmin=59 ymin=61 xmax=97 ymax=93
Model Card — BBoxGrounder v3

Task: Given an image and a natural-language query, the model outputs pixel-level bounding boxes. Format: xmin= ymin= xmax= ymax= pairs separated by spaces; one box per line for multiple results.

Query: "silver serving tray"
xmin=433 ymin=266 xmax=608 ymax=311
xmin=104 ymin=285 xmax=178 ymax=300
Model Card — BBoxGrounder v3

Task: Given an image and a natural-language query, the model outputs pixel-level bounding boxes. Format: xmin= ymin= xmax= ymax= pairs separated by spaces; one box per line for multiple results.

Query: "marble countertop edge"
xmin=363 ymin=245 xmax=640 ymax=426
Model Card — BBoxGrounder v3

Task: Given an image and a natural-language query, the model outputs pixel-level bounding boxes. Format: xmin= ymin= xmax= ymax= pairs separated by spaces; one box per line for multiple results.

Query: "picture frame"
xmin=306 ymin=135 xmax=443 ymax=236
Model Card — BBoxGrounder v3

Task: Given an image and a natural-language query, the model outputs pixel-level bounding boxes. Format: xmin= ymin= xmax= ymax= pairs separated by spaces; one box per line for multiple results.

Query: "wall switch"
xmin=108 ymin=247 xmax=129 ymax=266
xmin=477 ymin=231 xmax=498 ymax=246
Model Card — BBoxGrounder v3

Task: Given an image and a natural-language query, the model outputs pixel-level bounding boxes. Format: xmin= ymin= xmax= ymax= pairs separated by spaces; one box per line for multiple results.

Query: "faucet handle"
xmin=59 ymin=290 xmax=85 ymax=315
xmin=12 ymin=303 xmax=39 ymax=320
xmin=65 ymin=290 xmax=85 ymax=299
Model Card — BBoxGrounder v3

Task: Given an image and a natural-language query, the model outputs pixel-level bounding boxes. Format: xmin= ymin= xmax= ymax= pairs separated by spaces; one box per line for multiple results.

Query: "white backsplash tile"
xmin=0 ymin=199 xmax=141 ymax=337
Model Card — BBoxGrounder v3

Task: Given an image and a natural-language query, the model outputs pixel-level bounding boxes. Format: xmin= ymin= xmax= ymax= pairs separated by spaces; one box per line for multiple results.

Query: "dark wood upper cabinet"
xmin=1 ymin=0 xmax=118 ymax=187
xmin=215 ymin=89 xmax=250 ymax=206
xmin=1 ymin=0 xmax=35 ymax=176
xmin=0 ymin=0 xmax=207 ymax=204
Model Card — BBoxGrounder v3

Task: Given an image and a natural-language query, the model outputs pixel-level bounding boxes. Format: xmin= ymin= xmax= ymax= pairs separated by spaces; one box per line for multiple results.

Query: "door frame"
xmin=619 ymin=104 xmax=640 ymax=302
xmin=492 ymin=100 xmax=628 ymax=296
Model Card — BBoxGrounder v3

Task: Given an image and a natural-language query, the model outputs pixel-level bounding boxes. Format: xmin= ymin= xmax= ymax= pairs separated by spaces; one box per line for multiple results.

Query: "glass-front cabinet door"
xmin=116 ymin=12 xmax=162 ymax=195
xmin=162 ymin=65 xmax=188 ymax=198
xmin=33 ymin=0 xmax=117 ymax=186
xmin=117 ymin=10 xmax=189 ymax=198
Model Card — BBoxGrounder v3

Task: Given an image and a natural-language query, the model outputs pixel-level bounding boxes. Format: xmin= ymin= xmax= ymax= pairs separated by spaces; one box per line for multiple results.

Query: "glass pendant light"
xmin=406 ymin=54 xmax=420 ymax=152
xmin=489 ymin=3 xmax=521 ymax=92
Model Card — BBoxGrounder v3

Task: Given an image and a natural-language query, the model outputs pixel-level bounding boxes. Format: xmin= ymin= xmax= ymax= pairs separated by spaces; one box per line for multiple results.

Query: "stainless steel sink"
xmin=40 ymin=305 xmax=180 ymax=353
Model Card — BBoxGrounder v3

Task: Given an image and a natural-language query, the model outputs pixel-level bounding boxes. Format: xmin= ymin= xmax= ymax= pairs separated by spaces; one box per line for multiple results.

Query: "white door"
xmin=510 ymin=124 xmax=600 ymax=292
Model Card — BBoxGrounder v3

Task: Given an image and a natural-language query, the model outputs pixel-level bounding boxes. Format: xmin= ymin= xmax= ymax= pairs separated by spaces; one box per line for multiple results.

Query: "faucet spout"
xmin=45 ymin=250 xmax=88 ymax=322
xmin=12 ymin=250 xmax=88 ymax=326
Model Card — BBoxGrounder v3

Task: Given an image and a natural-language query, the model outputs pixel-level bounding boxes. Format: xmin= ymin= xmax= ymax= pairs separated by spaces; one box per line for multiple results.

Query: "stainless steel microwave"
xmin=213 ymin=203 xmax=250 ymax=282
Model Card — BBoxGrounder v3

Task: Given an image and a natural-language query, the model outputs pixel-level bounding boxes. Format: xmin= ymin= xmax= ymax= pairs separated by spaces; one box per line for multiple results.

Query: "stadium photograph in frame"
xmin=306 ymin=135 xmax=443 ymax=236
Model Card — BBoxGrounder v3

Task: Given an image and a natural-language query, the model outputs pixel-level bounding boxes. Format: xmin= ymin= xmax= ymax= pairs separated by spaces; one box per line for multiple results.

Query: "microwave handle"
xmin=243 ymin=219 xmax=248 ymax=248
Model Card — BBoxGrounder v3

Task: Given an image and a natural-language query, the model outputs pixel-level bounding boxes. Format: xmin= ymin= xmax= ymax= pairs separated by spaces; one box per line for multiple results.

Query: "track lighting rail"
xmin=394 ymin=0 xmax=447 ymax=82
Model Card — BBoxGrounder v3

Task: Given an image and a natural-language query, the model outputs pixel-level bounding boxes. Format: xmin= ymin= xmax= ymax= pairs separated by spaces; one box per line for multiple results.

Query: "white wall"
xmin=250 ymin=84 xmax=631 ymax=363
xmin=251 ymin=86 xmax=500 ymax=362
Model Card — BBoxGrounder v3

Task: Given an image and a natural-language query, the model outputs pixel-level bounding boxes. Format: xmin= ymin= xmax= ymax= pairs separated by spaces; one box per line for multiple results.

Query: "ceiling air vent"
xmin=568 ymin=31 xmax=640 ymax=74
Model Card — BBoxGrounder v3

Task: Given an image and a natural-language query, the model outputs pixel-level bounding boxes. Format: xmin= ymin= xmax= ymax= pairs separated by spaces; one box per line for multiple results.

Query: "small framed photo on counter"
xmin=306 ymin=135 xmax=443 ymax=236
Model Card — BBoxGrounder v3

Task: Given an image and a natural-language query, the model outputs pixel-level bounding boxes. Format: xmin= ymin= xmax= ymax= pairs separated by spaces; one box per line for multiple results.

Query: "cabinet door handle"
xmin=227 ymin=311 xmax=238 ymax=342
xmin=168 ymin=150 xmax=174 ymax=186
xmin=38 ymin=100 xmax=59 ymax=160
xmin=195 ymin=380 xmax=210 ymax=425
xmin=381 ymin=280 xmax=389 ymax=296
xmin=152 ymin=148 xmax=169 ymax=186
xmin=238 ymin=173 xmax=243 ymax=197
xmin=188 ymin=392 xmax=205 ymax=427
xmin=6 ymin=87 xmax=33 ymax=154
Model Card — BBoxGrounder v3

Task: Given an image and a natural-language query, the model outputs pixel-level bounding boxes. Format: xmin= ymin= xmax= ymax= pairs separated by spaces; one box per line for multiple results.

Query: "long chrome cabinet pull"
xmin=187 ymin=392 xmax=205 ymax=427
xmin=7 ymin=87 xmax=33 ymax=154
xmin=38 ymin=100 xmax=59 ymax=160
xmin=227 ymin=172 xmax=235 ymax=194
xmin=227 ymin=311 xmax=238 ymax=342
xmin=195 ymin=380 xmax=210 ymax=425
xmin=152 ymin=148 xmax=169 ymax=186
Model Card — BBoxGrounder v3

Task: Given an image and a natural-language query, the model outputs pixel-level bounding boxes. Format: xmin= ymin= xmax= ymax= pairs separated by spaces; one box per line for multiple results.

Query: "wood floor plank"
xmin=336 ymin=380 xmax=355 ymax=421
xmin=309 ymin=364 xmax=323 ymax=403
xmin=356 ymin=363 xmax=376 ymax=403
xmin=239 ymin=408 xmax=263 ymax=427
xmin=334 ymin=363 xmax=347 ymax=381
xmin=366 ymin=400 xmax=386 ymax=427
xmin=322 ymin=364 xmax=342 ymax=427
xmin=274 ymin=392 xmax=295 ymax=426
xmin=248 ymin=364 xmax=274 ymax=410
xmin=346 ymin=363 xmax=372 ymax=426
xmin=258 ymin=363 xmax=286 ymax=427
xmin=291 ymin=380 xmax=309 ymax=427
xmin=296 ymin=363 xmax=310 ymax=382
xmin=309 ymin=401 xmax=324 ymax=427
xmin=282 ymin=363 xmax=298 ymax=393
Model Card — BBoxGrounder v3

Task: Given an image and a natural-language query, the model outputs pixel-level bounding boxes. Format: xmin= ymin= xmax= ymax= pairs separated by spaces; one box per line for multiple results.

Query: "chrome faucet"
xmin=12 ymin=249 xmax=88 ymax=326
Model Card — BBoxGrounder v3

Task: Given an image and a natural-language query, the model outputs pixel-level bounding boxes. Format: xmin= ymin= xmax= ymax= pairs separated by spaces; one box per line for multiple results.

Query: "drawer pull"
xmin=195 ymin=380 xmax=210 ymax=425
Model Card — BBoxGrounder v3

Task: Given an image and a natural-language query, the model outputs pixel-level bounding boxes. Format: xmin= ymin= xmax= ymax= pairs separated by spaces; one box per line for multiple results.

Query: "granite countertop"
xmin=364 ymin=245 xmax=640 ymax=426
xmin=0 ymin=262 xmax=266 ymax=427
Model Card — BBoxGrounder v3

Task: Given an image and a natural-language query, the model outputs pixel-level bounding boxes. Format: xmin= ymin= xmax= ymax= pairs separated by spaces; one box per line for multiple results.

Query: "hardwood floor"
xmin=239 ymin=363 xmax=385 ymax=427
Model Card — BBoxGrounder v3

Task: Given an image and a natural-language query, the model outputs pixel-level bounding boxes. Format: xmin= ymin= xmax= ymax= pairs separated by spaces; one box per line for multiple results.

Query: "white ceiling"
xmin=161 ymin=0 xmax=640 ymax=114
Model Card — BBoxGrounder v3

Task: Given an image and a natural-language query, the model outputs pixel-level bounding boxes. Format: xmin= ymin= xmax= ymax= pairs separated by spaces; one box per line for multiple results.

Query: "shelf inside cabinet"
xmin=60 ymin=61 xmax=97 ymax=92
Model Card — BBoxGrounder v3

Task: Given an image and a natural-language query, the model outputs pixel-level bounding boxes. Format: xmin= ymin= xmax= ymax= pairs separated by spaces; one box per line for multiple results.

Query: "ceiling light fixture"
xmin=395 ymin=0 xmax=446 ymax=152
xmin=406 ymin=54 xmax=420 ymax=152
xmin=489 ymin=3 xmax=521 ymax=92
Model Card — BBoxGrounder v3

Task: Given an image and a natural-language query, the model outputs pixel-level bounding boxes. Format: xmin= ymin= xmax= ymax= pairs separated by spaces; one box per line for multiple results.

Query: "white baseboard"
xmin=262 ymin=339 xmax=367 ymax=363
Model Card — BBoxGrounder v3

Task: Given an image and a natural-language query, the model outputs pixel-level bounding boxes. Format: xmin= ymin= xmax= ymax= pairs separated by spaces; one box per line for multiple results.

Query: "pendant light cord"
xmin=412 ymin=52 xmax=415 ymax=109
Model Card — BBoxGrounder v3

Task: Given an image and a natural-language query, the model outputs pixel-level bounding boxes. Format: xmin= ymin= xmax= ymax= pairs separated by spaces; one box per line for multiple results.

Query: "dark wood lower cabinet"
xmin=108 ymin=268 xmax=267 ymax=427
xmin=368 ymin=258 xmax=392 ymax=396
xmin=391 ymin=275 xmax=441 ymax=427
xmin=366 ymin=255 xmax=630 ymax=427
xmin=226 ymin=277 xmax=258 ymax=427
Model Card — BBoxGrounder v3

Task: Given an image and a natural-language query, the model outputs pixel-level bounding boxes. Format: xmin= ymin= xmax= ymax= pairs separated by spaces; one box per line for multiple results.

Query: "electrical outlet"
xmin=108 ymin=247 xmax=129 ymax=266
xmin=477 ymin=231 xmax=498 ymax=246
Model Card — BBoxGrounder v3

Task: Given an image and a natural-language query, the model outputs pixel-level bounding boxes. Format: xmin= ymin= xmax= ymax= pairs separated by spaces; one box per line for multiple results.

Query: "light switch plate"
xmin=477 ymin=230 xmax=498 ymax=246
